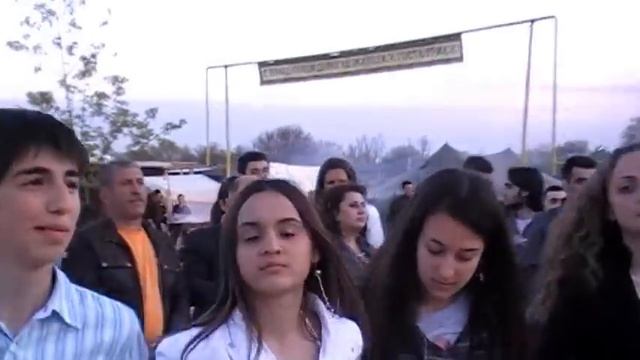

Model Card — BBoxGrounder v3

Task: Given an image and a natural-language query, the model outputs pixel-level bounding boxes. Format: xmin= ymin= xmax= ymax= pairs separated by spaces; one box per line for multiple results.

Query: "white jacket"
xmin=155 ymin=294 xmax=363 ymax=360
xmin=366 ymin=203 xmax=384 ymax=248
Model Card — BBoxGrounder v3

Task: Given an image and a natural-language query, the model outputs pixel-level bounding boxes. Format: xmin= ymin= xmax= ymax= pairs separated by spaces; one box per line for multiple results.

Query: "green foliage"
xmin=6 ymin=0 xmax=186 ymax=160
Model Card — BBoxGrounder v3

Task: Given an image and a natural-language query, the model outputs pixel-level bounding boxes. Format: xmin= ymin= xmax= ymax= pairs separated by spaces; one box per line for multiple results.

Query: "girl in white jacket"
xmin=156 ymin=179 xmax=366 ymax=360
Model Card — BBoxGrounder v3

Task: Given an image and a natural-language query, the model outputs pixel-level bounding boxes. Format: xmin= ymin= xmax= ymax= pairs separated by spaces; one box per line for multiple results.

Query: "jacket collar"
xmin=223 ymin=294 xmax=361 ymax=360
xmin=98 ymin=218 xmax=161 ymax=250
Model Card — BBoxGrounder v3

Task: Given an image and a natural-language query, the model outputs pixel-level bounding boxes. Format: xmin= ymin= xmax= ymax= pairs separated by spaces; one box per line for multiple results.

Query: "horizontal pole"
xmin=203 ymin=16 xmax=556 ymax=70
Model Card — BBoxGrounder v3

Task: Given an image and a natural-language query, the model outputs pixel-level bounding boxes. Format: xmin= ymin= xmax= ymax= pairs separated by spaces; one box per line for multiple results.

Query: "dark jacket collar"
xmin=95 ymin=217 xmax=164 ymax=251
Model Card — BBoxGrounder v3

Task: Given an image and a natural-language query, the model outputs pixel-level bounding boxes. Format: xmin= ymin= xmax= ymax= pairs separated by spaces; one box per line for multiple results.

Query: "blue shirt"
xmin=0 ymin=267 xmax=148 ymax=360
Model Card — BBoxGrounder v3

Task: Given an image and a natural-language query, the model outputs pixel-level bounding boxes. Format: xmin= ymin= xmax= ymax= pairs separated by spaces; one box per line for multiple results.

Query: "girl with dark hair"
xmin=156 ymin=179 xmax=366 ymax=360
xmin=366 ymin=169 xmax=526 ymax=360
xmin=315 ymin=157 xmax=385 ymax=248
xmin=320 ymin=184 xmax=374 ymax=289
xmin=210 ymin=175 xmax=238 ymax=225
xmin=502 ymin=167 xmax=544 ymax=246
xmin=531 ymin=143 xmax=640 ymax=359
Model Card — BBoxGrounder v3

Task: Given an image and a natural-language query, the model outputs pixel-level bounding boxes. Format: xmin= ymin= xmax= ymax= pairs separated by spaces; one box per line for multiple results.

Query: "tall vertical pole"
xmin=205 ymin=68 xmax=211 ymax=166
xmin=521 ymin=21 xmax=535 ymax=164
xmin=224 ymin=65 xmax=231 ymax=176
xmin=551 ymin=18 xmax=559 ymax=175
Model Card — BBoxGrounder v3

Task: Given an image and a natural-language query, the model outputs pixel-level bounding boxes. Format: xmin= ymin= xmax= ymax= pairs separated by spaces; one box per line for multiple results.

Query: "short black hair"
xmin=508 ymin=167 xmax=544 ymax=212
xmin=561 ymin=155 xmax=597 ymax=182
xmin=463 ymin=156 xmax=494 ymax=174
xmin=401 ymin=180 xmax=413 ymax=189
xmin=0 ymin=109 xmax=88 ymax=182
xmin=237 ymin=151 xmax=268 ymax=175
xmin=545 ymin=185 xmax=564 ymax=194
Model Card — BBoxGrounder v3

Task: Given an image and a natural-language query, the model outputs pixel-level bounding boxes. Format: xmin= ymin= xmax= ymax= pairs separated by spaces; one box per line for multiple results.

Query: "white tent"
xmin=145 ymin=174 xmax=220 ymax=224
xmin=270 ymin=162 xmax=320 ymax=194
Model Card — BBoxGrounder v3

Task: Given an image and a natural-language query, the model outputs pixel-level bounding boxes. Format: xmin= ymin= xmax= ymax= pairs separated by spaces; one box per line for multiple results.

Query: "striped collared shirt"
xmin=0 ymin=267 xmax=148 ymax=360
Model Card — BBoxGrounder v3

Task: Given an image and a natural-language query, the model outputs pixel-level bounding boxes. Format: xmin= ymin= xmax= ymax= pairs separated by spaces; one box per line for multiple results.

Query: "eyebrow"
xmin=13 ymin=167 xmax=80 ymax=178
xmin=429 ymin=238 xmax=482 ymax=252
xmin=617 ymin=175 xmax=637 ymax=180
xmin=239 ymin=217 xmax=302 ymax=228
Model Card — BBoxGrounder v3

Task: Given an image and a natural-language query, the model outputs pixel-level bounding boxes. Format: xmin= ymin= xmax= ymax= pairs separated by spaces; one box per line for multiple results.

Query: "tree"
xmin=253 ymin=125 xmax=318 ymax=164
xmin=418 ymin=135 xmax=430 ymax=159
xmin=125 ymin=139 xmax=197 ymax=162
xmin=346 ymin=135 xmax=385 ymax=165
xmin=555 ymin=140 xmax=590 ymax=161
xmin=194 ymin=144 xmax=235 ymax=167
xmin=7 ymin=0 xmax=186 ymax=160
xmin=590 ymin=145 xmax=612 ymax=163
xmin=621 ymin=117 xmax=640 ymax=146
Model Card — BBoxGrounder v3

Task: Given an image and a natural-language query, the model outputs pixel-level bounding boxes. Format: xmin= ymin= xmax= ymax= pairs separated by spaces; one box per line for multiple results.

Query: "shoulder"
xmin=366 ymin=203 xmax=380 ymax=216
xmin=69 ymin=279 xmax=140 ymax=326
xmin=325 ymin=314 xmax=364 ymax=358
xmin=183 ymin=226 xmax=218 ymax=250
xmin=156 ymin=326 xmax=227 ymax=360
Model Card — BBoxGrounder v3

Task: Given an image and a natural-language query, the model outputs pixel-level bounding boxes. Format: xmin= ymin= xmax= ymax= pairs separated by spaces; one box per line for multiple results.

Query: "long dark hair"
xmin=182 ymin=179 xmax=367 ymax=359
xmin=532 ymin=143 xmax=640 ymax=320
xmin=210 ymin=175 xmax=238 ymax=225
xmin=366 ymin=169 xmax=526 ymax=359
xmin=319 ymin=184 xmax=368 ymax=238
xmin=314 ymin=157 xmax=358 ymax=205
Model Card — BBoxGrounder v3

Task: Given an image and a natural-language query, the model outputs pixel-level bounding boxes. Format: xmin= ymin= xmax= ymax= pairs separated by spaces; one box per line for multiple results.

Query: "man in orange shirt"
xmin=63 ymin=160 xmax=189 ymax=344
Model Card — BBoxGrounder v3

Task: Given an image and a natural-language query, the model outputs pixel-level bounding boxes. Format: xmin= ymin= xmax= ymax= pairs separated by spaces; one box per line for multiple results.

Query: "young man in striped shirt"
xmin=0 ymin=109 xmax=147 ymax=359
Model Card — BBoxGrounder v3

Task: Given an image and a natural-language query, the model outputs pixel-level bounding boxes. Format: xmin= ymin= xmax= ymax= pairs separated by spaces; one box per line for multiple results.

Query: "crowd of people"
xmin=1 ymin=108 xmax=639 ymax=360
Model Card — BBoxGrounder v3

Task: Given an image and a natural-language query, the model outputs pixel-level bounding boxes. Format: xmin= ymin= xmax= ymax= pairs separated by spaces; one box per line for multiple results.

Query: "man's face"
xmin=100 ymin=166 xmax=147 ymax=222
xmin=403 ymin=183 xmax=416 ymax=198
xmin=0 ymin=148 xmax=81 ymax=269
xmin=566 ymin=167 xmax=597 ymax=197
xmin=544 ymin=190 xmax=567 ymax=211
xmin=246 ymin=161 xmax=269 ymax=179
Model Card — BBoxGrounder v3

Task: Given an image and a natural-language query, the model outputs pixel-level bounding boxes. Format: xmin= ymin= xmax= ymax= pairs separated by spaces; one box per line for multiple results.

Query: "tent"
xmin=369 ymin=143 xmax=560 ymax=201
xmin=270 ymin=162 xmax=320 ymax=194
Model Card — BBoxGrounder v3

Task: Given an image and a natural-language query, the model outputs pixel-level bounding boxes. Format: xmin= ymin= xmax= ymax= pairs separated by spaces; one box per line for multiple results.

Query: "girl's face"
xmin=236 ymin=191 xmax=319 ymax=297
xmin=324 ymin=169 xmax=350 ymax=190
xmin=336 ymin=191 xmax=368 ymax=234
xmin=417 ymin=213 xmax=485 ymax=308
xmin=608 ymin=150 xmax=640 ymax=237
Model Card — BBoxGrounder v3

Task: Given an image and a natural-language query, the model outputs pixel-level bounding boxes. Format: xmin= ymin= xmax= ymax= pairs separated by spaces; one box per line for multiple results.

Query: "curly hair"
xmin=531 ymin=143 xmax=640 ymax=321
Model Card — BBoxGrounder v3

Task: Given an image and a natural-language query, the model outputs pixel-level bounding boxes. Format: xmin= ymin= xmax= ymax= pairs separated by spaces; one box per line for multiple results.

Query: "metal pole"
xmin=224 ymin=65 xmax=231 ymax=176
xmin=521 ymin=21 xmax=535 ymax=164
xmin=205 ymin=68 xmax=211 ymax=166
xmin=551 ymin=18 xmax=559 ymax=175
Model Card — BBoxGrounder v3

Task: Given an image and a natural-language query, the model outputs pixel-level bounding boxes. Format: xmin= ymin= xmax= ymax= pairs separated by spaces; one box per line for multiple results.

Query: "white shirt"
xmin=366 ymin=203 xmax=385 ymax=248
xmin=416 ymin=292 xmax=470 ymax=349
xmin=155 ymin=294 xmax=363 ymax=360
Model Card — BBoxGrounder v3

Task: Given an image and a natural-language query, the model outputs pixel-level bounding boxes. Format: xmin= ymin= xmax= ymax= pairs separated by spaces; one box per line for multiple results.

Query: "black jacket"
xmin=387 ymin=195 xmax=411 ymax=226
xmin=62 ymin=218 xmax=190 ymax=334
xmin=180 ymin=225 xmax=222 ymax=319
xmin=536 ymin=230 xmax=640 ymax=359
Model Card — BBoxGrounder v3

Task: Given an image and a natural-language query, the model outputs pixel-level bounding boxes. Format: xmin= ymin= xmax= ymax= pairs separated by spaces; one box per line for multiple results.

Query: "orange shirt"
xmin=118 ymin=227 xmax=164 ymax=343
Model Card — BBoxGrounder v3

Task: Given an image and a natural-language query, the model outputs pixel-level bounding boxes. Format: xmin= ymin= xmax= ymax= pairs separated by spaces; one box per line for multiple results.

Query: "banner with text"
xmin=258 ymin=34 xmax=463 ymax=85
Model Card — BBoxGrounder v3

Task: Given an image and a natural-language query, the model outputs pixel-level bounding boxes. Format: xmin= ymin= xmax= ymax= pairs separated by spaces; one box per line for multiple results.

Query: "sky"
xmin=0 ymin=0 xmax=638 ymax=154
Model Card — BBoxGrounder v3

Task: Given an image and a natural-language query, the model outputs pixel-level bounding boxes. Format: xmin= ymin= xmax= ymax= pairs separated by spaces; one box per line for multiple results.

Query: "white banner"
xmin=259 ymin=34 xmax=463 ymax=85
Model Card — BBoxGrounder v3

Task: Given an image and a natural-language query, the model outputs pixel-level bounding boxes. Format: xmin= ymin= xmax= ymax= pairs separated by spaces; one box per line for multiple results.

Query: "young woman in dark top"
xmin=531 ymin=143 xmax=640 ymax=359
xmin=319 ymin=184 xmax=374 ymax=290
xmin=366 ymin=169 xmax=526 ymax=360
